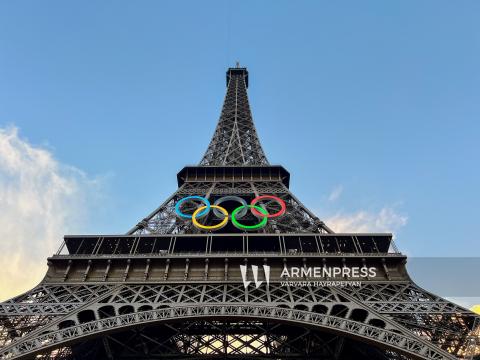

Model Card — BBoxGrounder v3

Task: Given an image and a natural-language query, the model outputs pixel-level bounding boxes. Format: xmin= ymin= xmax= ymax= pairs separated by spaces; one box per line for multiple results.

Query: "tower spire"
xmin=200 ymin=66 xmax=269 ymax=166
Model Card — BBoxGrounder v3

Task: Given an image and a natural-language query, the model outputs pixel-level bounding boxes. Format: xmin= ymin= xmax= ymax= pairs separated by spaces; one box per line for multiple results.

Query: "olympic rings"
xmin=175 ymin=195 xmax=286 ymax=231
xmin=192 ymin=205 xmax=229 ymax=230
xmin=251 ymin=195 xmax=286 ymax=218
xmin=231 ymin=205 xmax=268 ymax=230
xmin=175 ymin=196 xmax=210 ymax=219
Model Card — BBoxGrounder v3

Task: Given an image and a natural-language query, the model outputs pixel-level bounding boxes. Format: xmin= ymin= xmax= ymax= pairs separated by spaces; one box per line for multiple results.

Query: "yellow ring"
xmin=192 ymin=205 xmax=228 ymax=230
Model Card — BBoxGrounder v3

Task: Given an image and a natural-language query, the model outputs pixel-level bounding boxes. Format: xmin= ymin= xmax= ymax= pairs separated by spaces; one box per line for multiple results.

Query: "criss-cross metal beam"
xmin=200 ymin=68 xmax=268 ymax=166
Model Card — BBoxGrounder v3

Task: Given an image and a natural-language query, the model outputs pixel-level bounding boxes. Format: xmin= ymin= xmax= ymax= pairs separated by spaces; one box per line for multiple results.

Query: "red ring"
xmin=250 ymin=195 xmax=286 ymax=218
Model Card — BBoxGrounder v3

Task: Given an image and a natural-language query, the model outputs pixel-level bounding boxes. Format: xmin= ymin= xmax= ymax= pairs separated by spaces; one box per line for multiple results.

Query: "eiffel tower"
xmin=0 ymin=66 xmax=478 ymax=360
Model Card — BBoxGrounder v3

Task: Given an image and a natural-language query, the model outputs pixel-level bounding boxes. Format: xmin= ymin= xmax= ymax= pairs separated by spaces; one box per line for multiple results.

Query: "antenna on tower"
xmin=236 ymin=61 xmax=240 ymax=68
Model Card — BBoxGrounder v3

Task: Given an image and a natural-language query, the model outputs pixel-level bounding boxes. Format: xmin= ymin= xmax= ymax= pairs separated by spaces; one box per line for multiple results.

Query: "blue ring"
xmin=175 ymin=196 xmax=210 ymax=219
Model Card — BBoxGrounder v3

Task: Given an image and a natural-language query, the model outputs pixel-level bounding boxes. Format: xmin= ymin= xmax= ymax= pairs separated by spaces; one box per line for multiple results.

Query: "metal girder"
xmin=0 ymin=304 xmax=456 ymax=360
xmin=31 ymin=320 xmax=407 ymax=359
xmin=2 ymin=280 xmax=478 ymax=359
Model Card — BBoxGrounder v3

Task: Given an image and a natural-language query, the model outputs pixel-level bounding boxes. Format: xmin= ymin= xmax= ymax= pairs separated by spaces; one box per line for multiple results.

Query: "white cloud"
xmin=0 ymin=126 xmax=101 ymax=301
xmin=325 ymin=207 xmax=408 ymax=234
xmin=328 ymin=185 xmax=343 ymax=202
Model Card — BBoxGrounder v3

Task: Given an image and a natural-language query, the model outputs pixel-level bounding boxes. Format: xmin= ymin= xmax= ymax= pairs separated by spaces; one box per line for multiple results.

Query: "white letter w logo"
xmin=240 ymin=265 xmax=270 ymax=289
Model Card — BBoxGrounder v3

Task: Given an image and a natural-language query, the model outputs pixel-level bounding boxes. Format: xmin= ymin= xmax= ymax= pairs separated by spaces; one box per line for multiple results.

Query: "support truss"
xmin=200 ymin=68 xmax=269 ymax=166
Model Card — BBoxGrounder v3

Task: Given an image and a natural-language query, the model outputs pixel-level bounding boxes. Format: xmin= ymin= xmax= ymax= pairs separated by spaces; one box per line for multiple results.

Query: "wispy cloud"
xmin=0 ymin=126 xmax=102 ymax=301
xmin=325 ymin=207 xmax=408 ymax=234
xmin=328 ymin=185 xmax=343 ymax=202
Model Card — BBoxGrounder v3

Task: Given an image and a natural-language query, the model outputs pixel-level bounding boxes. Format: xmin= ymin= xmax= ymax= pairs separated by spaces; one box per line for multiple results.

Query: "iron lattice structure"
xmin=0 ymin=67 xmax=478 ymax=360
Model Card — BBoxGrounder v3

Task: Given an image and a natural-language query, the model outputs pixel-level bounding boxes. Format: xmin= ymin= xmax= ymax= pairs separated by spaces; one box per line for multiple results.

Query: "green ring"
xmin=231 ymin=205 xmax=268 ymax=230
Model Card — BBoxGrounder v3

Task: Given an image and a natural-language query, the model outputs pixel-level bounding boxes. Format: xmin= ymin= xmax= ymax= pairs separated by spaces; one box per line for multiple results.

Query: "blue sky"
xmin=0 ymin=1 xmax=479 ymax=299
